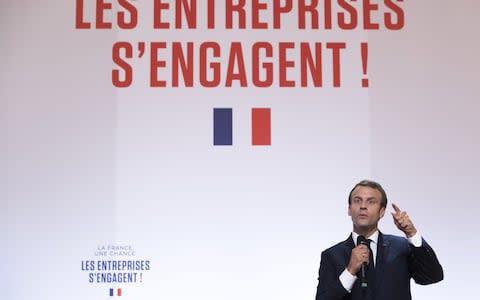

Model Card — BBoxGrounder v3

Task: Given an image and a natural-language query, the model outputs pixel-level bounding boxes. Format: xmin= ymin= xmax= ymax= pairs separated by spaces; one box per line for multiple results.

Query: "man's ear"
xmin=348 ymin=206 xmax=352 ymax=216
xmin=379 ymin=206 xmax=386 ymax=218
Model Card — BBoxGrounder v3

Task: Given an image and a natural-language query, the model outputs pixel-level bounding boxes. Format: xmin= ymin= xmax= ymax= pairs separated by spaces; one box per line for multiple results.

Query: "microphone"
xmin=357 ymin=235 xmax=368 ymax=289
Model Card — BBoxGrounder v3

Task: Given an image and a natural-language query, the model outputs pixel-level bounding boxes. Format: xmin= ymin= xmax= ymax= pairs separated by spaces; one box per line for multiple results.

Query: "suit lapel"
xmin=342 ymin=234 xmax=355 ymax=276
xmin=374 ymin=232 xmax=390 ymax=291
xmin=343 ymin=234 xmax=355 ymax=260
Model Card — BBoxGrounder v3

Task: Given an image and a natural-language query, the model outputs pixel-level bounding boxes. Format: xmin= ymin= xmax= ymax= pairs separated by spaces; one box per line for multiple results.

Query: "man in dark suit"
xmin=315 ymin=180 xmax=443 ymax=300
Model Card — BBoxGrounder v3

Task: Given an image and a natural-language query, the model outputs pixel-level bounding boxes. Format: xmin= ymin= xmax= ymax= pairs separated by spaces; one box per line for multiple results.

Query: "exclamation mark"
xmin=361 ymin=43 xmax=369 ymax=88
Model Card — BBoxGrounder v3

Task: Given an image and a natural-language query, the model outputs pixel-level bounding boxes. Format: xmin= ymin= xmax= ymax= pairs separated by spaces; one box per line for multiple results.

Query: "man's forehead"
xmin=352 ymin=185 xmax=382 ymax=198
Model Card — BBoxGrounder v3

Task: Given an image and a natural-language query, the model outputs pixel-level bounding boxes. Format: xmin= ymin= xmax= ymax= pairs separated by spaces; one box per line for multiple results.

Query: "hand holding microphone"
xmin=347 ymin=236 xmax=371 ymax=288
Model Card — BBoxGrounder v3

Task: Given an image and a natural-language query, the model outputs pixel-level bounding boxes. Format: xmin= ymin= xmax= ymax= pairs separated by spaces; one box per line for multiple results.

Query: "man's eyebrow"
xmin=353 ymin=196 xmax=377 ymax=200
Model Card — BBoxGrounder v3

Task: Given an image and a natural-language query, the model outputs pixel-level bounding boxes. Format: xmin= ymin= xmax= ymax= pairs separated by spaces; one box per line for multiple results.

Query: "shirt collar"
xmin=352 ymin=230 xmax=379 ymax=246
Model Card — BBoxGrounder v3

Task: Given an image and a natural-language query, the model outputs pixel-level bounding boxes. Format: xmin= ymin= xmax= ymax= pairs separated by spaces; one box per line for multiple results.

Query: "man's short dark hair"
xmin=348 ymin=180 xmax=388 ymax=208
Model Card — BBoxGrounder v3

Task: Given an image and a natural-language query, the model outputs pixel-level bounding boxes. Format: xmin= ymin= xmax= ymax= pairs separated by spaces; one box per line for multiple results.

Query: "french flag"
xmin=213 ymin=108 xmax=271 ymax=146
xmin=109 ymin=288 xmax=122 ymax=297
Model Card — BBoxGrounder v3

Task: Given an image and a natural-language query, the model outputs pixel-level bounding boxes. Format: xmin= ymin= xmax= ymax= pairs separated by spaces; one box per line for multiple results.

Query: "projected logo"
xmin=213 ymin=107 xmax=271 ymax=146
xmin=81 ymin=244 xmax=151 ymax=297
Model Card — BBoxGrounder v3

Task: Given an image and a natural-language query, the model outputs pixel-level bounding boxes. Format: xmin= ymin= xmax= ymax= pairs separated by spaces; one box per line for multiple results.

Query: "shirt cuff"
xmin=407 ymin=231 xmax=422 ymax=247
xmin=339 ymin=268 xmax=357 ymax=292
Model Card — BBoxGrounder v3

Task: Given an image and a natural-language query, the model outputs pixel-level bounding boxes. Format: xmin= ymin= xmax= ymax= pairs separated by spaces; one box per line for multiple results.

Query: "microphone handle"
xmin=361 ymin=262 xmax=367 ymax=288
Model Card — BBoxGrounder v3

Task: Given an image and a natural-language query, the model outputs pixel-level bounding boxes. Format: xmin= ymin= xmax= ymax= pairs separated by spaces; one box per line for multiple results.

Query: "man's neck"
xmin=353 ymin=226 xmax=378 ymax=238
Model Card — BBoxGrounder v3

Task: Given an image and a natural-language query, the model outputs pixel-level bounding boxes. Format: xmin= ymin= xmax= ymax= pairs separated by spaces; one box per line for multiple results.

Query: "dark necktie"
xmin=366 ymin=239 xmax=376 ymax=291
xmin=367 ymin=239 xmax=374 ymax=270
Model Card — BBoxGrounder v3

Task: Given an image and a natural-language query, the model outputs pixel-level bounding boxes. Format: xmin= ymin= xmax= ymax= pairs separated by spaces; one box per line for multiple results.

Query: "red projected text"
xmin=74 ymin=0 xmax=407 ymax=88
xmin=112 ymin=41 xmax=348 ymax=88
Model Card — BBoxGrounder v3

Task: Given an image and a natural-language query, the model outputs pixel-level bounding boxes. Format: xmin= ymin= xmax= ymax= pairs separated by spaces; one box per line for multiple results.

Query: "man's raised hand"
xmin=391 ymin=203 xmax=417 ymax=238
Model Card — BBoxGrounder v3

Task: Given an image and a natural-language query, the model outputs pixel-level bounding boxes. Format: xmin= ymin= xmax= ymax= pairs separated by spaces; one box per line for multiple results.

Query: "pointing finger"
xmin=391 ymin=211 xmax=401 ymax=222
xmin=392 ymin=203 xmax=401 ymax=214
xmin=392 ymin=214 xmax=400 ymax=224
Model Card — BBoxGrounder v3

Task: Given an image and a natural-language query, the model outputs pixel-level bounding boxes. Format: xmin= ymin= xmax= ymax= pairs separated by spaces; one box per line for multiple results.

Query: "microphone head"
xmin=357 ymin=235 xmax=367 ymax=246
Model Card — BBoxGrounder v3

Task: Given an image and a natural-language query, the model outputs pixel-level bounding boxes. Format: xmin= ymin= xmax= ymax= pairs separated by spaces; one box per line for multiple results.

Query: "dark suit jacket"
xmin=315 ymin=232 xmax=443 ymax=300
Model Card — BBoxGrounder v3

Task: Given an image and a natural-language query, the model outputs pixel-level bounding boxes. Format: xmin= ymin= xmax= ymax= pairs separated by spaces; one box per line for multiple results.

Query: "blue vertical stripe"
xmin=213 ymin=108 xmax=233 ymax=146
xmin=109 ymin=288 xmax=114 ymax=296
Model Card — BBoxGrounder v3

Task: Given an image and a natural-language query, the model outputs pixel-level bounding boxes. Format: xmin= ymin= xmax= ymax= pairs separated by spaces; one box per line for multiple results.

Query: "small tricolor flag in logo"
xmin=213 ymin=107 xmax=271 ymax=146
xmin=109 ymin=288 xmax=122 ymax=297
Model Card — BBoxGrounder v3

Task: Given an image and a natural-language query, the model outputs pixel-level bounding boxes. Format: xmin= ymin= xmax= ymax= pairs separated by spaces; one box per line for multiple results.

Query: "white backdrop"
xmin=3 ymin=1 xmax=479 ymax=299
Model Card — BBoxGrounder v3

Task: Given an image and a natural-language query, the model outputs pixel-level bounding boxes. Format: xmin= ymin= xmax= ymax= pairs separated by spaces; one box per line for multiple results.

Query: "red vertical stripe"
xmin=117 ymin=288 xmax=122 ymax=296
xmin=252 ymin=108 xmax=271 ymax=145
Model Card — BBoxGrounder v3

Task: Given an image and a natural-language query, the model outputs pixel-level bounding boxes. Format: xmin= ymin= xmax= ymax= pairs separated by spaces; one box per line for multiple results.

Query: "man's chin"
xmin=355 ymin=223 xmax=375 ymax=231
xmin=355 ymin=220 xmax=370 ymax=226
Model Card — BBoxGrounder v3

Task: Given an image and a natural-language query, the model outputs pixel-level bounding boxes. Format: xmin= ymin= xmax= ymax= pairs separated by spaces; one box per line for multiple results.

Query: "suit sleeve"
xmin=408 ymin=238 xmax=444 ymax=285
xmin=315 ymin=251 xmax=349 ymax=300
